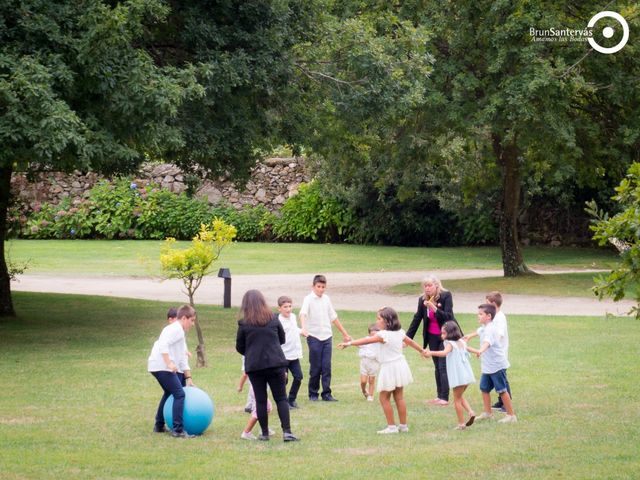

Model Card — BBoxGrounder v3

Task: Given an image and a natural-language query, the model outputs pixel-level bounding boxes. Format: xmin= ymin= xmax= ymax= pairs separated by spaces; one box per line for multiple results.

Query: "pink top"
xmin=427 ymin=308 xmax=440 ymax=335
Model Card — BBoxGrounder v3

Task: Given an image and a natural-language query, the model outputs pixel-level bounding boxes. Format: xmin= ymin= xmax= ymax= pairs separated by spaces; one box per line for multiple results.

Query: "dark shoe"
xmin=491 ymin=402 xmax=503 ymax=410
xmin=171 ymin=430 xmax=196 ymax=438
xmin=309 ymin=396 xmax=319 ymax=402
xmin=153 ymin=425 xmax=168 ymax=433
xmin=257 ymin=434 xmax=270 ymax=441
xmin=322 ymin=395 xmax=338 ymax=402
xmin=283 ymin=432 xmax=299 ymax=442
xmin=244 ymin=406 xmax=252 ymax=413
xmin=288 ymin=400 xmax=299 ymax=409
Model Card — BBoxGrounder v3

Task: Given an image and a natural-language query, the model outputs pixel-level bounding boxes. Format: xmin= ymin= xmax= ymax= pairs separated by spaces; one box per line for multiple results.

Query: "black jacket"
xmin=235 ymin=314 xmax=288 ymax=374
xmin=406 ymin=291 xmax=456 ymax=348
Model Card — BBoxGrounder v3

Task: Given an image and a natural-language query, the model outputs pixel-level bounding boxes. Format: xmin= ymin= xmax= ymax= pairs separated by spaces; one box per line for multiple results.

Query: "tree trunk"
xmin=188 ymin=293 xmax=207 ymax=367
xmin=493 ymin=135 xmax=531 ymax=277
xmin=0 ymin=164 xmax=15 ymax=317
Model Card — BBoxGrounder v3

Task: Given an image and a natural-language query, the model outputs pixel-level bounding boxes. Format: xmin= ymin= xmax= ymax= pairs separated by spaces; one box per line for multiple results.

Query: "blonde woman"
xmin=406 ymin=275 xmax=458 ymax=406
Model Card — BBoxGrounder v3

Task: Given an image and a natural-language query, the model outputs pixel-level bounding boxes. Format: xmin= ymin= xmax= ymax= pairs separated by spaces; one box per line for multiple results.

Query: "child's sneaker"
xmin=240 ymin=431 xmax=256 ymax=440
xmin=498 ymin=414 xmax=518 ymax=424
xmin=377 ymin=425 xmax=399 ymax=434
xmin=476 ymin=412 xmax=494 ymax=421
xmin=398 ymin=424 xmax=409 ymax=433
xmin=367 ymin=395 xmax=374 ymax=402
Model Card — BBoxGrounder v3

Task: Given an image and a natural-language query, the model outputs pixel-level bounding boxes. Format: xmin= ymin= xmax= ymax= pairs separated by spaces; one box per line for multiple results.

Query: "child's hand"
xmin=300 ymin=328 xmax=309 ymax=338
xmin=237 ymin=385 xmax=243 ymax=392
xmin=422 ymin=349 xmax=431 ymax=358
xmin=462 ymin=335 xmax=470 ymax=342
xmin=337 ymin=342 xmax=349 ymax=350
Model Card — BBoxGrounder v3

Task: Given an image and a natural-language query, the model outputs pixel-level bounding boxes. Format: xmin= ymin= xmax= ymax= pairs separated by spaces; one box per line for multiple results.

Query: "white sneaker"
xmin=398 ymin=424 xmax=409 ymax=433
xmin=367 ymin=395 xmax=374 ymax=402
xmin=477 ymin=412 xmax=494 ymax=421
xmin=240 ymin=431 xmax=256 ymax=440
xmin=377 ymin=425 xmax=399 ymax=434
xmin=498 ymin=414 xmax=518 ymax=424
xmin=268 ymin=428 xmax=275 ymax=435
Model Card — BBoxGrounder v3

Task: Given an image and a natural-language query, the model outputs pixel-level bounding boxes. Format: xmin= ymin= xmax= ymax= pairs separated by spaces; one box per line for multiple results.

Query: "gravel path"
xmin=12 ymin=269 xmax=633 ymax=316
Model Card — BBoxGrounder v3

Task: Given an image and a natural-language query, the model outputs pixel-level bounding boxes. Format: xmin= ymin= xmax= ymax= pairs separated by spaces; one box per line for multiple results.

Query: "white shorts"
xmin=360 ymin=357 xmax=380 ymax=376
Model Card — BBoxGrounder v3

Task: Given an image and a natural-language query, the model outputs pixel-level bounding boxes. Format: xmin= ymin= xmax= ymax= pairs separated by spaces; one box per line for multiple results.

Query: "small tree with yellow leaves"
xmin=160 ymin=218 xmax=237 ymax=367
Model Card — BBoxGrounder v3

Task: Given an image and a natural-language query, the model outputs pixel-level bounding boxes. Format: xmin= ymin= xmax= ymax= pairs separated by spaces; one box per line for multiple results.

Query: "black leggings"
xmin=428 ymin=333 xmax=449 ymax=401
xmin=248 ymin=367 xmax=291 ymax=436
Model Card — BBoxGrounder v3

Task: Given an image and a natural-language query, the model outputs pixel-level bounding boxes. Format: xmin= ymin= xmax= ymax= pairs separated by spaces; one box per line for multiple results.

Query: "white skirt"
xmin=376 ymin=356 xmax=413 ymax=392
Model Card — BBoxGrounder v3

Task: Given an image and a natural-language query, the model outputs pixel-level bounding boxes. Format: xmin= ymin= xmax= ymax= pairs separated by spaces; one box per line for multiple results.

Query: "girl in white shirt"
xmin=339 ymin=307 xmax=426 ymax=434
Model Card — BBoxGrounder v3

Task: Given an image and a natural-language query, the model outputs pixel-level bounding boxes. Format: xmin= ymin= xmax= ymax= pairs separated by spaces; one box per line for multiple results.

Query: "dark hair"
xmin=478 ymin=303 xmax=496 ymax=320
xmin=313 ymin=274 xmax=327 ymax=285
xmin=240 ymin=290 xmax=274 ymax=326
xmin=486 ymin=291 xmax=503 ymax=307
xmin=442 ymin=321 xmax=463 ymax=341
xmin=177 ymin=304 xmax=196 ymax=319
xmin=278 ymin=295 xmax=293 ymax=306
xmin=377 ymin=307 xmax=401 ymax=331
xmin=167 ymin=307 xmax=178 ymax=319
xmin=368 ymin=323 xmax=380 ymax=334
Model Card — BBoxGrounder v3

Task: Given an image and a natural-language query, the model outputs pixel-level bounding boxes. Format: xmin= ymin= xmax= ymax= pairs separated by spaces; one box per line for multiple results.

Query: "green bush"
xmin=211 ymin=204 xmax=276 ymax=241
xmin=272 ymin=181 xmax=354 ymax=242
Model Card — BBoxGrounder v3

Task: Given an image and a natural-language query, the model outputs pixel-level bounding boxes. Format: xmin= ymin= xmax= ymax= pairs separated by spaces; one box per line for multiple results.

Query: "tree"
xmin=160 ymin=219 xmax=237 ymax=367
xmin=587 ymin=163 xmax=640 ymax=318
xmin=0 ymin=0 xmax=202 ymax=316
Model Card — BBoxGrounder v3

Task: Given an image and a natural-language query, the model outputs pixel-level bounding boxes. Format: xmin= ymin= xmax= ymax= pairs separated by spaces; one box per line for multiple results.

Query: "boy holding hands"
xmin=277 ymin=295 xmax=304 ymax=408
xmin=299 ymin=275 xmax=351 ymax=402
xmin=467 ymin=304 xmax=517 ymax=423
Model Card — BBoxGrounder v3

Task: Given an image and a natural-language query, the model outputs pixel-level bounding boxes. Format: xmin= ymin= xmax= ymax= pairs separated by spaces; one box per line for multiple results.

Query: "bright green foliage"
xmin=160 ymin=219 xmax=236 ymax=366
xmin=587 ymin=163 xmax=640 ymax=317
xmin=211 ymin=204 xmax=276 ymax=242
xmin=272 ymin=181 xmax=354 ymax=242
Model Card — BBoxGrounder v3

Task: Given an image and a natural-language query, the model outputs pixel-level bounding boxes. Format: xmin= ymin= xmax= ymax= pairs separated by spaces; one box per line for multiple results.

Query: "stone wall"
xmin=10 ymin=157 xmax=310 ymax=213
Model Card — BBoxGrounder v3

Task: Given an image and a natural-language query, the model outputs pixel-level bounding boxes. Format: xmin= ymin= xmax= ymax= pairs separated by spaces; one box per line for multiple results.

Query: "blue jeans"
xmin=285 ymin=359 xmax=303 ymax=402
xmin=307 ymin=336 xmax=332 ymax=399
xmin=479 ymin=369 xmax=509 ymax=394
xmin=151 ymin=371 xmax=185 ymax=432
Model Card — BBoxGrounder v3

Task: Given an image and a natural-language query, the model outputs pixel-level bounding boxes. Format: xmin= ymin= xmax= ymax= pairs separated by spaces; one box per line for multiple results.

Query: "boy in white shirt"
xmin=277 ymin=295 xmax=304 ymax=408
xmin=148 ymin=304 xmax=196 ymax=437
xmin=299 ymin=274 xmax=351 ymax=402
xmin=467 ymin=304 xmax=517 ymax=424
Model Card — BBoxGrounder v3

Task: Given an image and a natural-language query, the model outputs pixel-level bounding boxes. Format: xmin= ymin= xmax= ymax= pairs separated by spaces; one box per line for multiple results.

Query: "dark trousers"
xmin=428 ymin=333 xmax=450 ymax=401
xmin=285 ymin=359 xmax=303 ymax=401
xmin=151 ymin=371 xmax=185 ymax=432
xmin=248 ymin=367 xmax=291 ymax=436
xmin=307 ymin=336 xmax=332 ymax=399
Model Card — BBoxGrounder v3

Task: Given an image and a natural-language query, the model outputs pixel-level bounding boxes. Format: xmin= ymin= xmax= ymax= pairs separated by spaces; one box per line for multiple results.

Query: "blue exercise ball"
xmin=163 ymin=386 xmax=214 ymax=435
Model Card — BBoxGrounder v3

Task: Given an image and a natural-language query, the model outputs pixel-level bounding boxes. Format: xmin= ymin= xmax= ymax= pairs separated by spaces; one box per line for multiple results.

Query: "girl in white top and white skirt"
xmin=339 ymin=307 xmax=426 ymax=434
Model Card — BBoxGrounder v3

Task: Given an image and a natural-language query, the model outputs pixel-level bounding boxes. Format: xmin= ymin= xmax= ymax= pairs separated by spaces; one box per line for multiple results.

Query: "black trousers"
xmin=247 ymin=366 xmax=291 ymax=436
xmin=428 ymin=332 xmax=450 ymax=401
xmin=285 ymin=359 xmax=303 ymax=401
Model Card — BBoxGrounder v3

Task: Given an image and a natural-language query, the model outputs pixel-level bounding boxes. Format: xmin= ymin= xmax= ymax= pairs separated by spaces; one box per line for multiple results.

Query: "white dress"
xmin=444 ymin=339 xmax=475 ymax=388
xmin=375 ymin=329 xmax=413 ymax=392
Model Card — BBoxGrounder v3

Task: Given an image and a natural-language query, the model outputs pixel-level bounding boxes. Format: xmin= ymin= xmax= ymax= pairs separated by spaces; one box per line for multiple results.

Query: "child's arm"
xmin=467 ymin=341 xmax=490 ymax=357
xmin=462 ymin=331 xmax=479 ymax=342
xmin=424 ymin=342 xmax=453 ymax=358
xmin=403 ymin=336 xmax=427 ymax=356
xmin=237 ymin=372 xmax=248 ymax=392
xmin=332 ymin=317 xmax=352 ymax=342
xmin=337 ymin=335 xmax=382 ymax=350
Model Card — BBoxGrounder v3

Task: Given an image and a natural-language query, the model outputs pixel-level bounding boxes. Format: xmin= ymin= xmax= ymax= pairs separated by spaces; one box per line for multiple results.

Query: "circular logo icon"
xmin=587 ymin=11 xmax=629 ymax=54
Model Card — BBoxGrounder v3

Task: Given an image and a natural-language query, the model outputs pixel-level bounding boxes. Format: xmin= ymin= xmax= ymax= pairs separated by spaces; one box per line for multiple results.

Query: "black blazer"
xmin=406 ymin=291 xmax=456 ymax=348
xmin=235 ymin=314 xmax=288 ymax=374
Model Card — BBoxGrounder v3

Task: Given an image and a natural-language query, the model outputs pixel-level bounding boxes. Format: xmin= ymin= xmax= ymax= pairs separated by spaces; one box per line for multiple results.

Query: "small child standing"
xmin=358 ymin=324 xmax=380 ymax=401
xmin=425 ymin=321 xmax=476 ymax=430
xmin=338 ymin=307 xmax=425 ymax=434
xmin=277 ymin=295 xmax=304 ymax=409
xmin=467 ymin=304 xmax=517 ymax=424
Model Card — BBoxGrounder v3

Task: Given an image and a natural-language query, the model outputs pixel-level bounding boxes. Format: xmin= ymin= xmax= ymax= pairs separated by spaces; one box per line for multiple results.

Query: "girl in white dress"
xmin=425 ymin=321 xmax=476 ymax=430
xmin=338 ymin=307 xmax=426 ymax=434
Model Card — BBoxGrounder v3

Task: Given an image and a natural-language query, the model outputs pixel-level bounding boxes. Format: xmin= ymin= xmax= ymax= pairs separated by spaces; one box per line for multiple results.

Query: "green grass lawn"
xmin=7 ymin=239 xmax=619 ymax=276
xmin=389 ymin=272 xmax=604 ymax=297
xmin=1 ymin=292 xmax=639 ymax=479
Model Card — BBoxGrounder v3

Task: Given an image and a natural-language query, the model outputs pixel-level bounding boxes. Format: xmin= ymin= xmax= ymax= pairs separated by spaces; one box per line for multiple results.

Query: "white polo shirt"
xmin=299 ymin=292 xmax=338 ymax=341
xmin=279 ymin=312 xmax=303 ymax=360
xmin=147 ymin=321 xmax=191 ymax=373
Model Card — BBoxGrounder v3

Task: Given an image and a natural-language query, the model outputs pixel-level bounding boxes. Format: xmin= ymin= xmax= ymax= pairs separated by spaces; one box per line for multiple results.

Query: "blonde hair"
xmin=421 ymin=274 xmax=447 ymax=299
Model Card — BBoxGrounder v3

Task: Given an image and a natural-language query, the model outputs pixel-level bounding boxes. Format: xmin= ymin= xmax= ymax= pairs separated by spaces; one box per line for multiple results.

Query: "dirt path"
xmin=12 ymin=269 xmax=633 ymax=316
